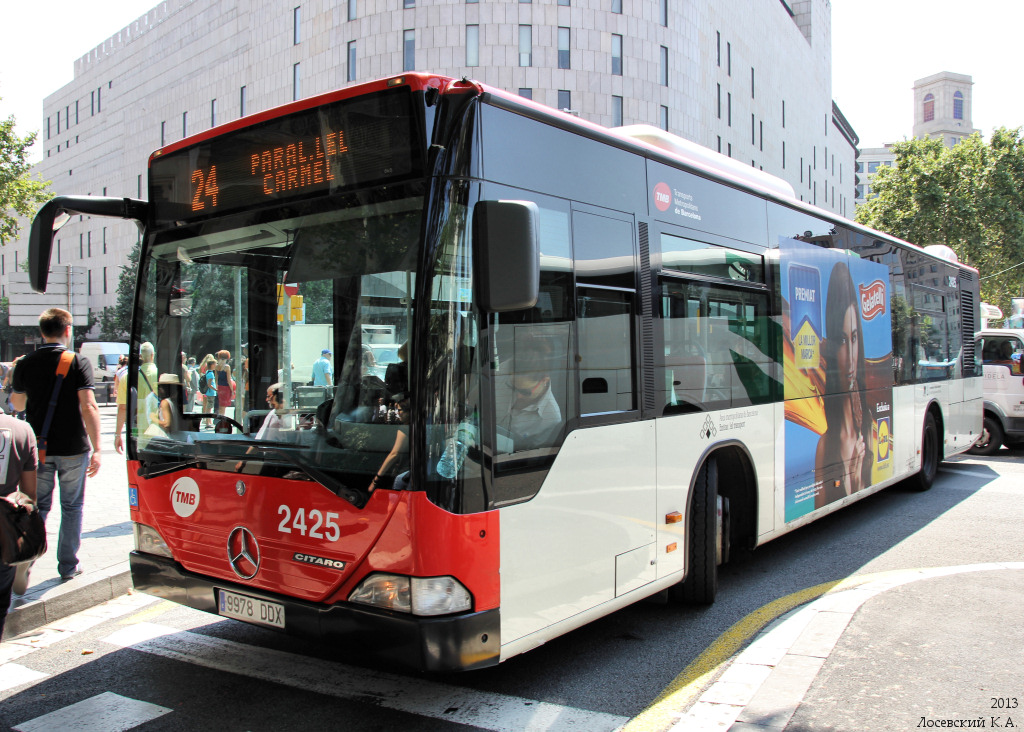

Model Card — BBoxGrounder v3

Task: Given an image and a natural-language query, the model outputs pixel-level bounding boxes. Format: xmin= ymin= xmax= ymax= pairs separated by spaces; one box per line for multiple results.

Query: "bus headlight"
xmin=133 ymin=523 xmax=172 ymax=558
xmin=349 ymin=574 xmax=472 ymax=616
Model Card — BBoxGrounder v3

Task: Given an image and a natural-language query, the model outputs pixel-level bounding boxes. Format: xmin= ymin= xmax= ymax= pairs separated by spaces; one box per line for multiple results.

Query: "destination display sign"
xmin=150 ymin=88 xmax=422 ymax=225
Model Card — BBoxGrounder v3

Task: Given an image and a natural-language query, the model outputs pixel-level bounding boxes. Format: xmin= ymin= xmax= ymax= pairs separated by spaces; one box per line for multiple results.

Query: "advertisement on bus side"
xmin=781 ymin=238 xmax=895 ymax=522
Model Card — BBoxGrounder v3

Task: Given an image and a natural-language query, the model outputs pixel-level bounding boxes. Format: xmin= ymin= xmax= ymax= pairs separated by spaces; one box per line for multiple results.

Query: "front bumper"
xmin=129 ymin=551 xmax=500 ymax=671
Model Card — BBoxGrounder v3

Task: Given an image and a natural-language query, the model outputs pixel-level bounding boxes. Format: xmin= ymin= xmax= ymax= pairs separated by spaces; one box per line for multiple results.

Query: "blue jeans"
xmin=37 ymin=453 xmax=90 ymax=577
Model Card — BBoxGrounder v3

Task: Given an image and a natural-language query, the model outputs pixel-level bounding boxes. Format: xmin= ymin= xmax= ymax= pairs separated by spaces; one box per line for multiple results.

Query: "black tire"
xmin=968 ymin=416 xmax=1004 ymax=456
xmin=909 ymin=411 xmax=940 ymax=491
xmin=677 ymin=457 xmax=719 ymax=605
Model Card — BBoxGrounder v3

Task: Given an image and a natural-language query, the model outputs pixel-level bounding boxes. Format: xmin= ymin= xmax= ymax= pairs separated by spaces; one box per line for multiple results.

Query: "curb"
xmin=3 ymin=564 xmax=133 ymax=641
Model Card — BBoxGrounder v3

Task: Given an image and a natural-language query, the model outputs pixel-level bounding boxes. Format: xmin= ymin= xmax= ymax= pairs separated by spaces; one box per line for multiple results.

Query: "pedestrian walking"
xmin=9 ymin=308 xmax=101 ymax=584
xmin=0 ymin=412 xmax=38 ymax=624
xmin=312 ymin=348 xmax=333 ymax=387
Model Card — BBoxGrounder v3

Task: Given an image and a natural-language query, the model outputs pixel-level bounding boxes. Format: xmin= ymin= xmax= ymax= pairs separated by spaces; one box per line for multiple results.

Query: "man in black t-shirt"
xmin=10 ymin=308 xmax=101 ymax=581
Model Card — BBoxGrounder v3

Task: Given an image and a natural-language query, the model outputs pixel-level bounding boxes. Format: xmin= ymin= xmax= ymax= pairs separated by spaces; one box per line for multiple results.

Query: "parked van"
xmin=969 ymin=329 xmax=1024 ymax=454
xmin=79 ymin=342 xmax=129 ymax=381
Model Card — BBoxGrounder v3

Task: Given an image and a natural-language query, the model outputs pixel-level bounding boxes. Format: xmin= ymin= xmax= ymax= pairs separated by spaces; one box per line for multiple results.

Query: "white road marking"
xmin=12 ymin=691 xmax=171 ymax=732
xmin=0 ymin=663 xmax=47 ymax=692
xmin=103 ymin=623 xmax=628 ymax=732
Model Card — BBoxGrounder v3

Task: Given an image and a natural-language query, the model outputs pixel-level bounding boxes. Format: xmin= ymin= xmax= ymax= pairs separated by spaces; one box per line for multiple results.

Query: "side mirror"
xmin=472 ymin=200 xmax=540 ymax=313
xmin=29 ymin=196 xmax=149 ymax=292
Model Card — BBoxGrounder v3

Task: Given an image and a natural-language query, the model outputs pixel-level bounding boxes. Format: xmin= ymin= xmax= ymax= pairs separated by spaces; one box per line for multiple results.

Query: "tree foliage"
xmin=856 ymin=129 xmax=1024 ymax=316
xmin=1 ymin=100 xmax=52 ymax=245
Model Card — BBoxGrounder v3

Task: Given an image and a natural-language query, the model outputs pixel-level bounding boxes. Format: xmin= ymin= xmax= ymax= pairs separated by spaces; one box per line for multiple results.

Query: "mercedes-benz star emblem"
xmin=227 ymin=526 xmax=261 ymax=579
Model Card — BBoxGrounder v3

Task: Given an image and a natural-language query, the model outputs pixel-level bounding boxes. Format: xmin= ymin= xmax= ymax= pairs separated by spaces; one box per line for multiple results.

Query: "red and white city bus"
xmin=29 ymin=73 xmax=982 ymax=671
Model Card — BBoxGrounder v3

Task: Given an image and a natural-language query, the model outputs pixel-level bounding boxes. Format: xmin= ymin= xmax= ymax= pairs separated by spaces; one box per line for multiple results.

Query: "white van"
xmin=970 ymin=329 xmax=1024 ymax=454
xmin=79 ymin=342 xmax=129 ymax=382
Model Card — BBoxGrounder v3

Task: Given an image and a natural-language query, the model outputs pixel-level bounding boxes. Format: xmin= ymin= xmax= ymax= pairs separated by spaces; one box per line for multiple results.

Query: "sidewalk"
xmin=4 ymin=404 xmax=134 ymax=640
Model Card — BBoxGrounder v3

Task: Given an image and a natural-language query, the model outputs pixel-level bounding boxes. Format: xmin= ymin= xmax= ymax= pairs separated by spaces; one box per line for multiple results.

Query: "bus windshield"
xmin=132 ymin=194 xmax=423 ymax=493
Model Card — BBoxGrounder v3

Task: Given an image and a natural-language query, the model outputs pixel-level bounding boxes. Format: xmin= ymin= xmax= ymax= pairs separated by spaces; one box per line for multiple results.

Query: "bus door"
xmin=569 ymin=207 xmax=656 ymax=598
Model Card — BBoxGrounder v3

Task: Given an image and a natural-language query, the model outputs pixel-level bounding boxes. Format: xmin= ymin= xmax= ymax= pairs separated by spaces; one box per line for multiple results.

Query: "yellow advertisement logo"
xmin=794 ymin=320 xmax=820 ymax=371
xmin=875 ymin=417 xmax=891 ymax=463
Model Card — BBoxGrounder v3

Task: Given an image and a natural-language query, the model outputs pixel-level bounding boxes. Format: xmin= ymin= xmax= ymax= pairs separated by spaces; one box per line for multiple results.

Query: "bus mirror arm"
xmin=29 ymin=195 xmax=149 ymax=293
xmin=472 ymin=200 xmax=540 ymax=313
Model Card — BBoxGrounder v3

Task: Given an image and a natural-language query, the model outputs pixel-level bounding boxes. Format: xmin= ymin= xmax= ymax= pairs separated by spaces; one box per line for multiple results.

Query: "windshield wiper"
xmin=138 ymin=456 xmax=201 ymax=479
xmin=201 ymin=439 xmax=364 ymax=508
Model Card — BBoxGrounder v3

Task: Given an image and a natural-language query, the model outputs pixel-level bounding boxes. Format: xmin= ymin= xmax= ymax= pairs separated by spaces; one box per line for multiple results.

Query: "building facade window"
xmin=727 ymin=42 xmax=731 ymax=76
xmin=466 ymin=25 xmax=479 ymax=66
xmin=611 ymin=34 xmax=622 ymax=75
xmin=211 ymin=98 xmax=217 ymax=127
xmin=717 ymin=83 xmax=721 ymax=119
xmin=716 ymin=31 xmax=721 ymax=66
xmin=923 ymin=93 xmax=935 ymax=122
xmin=558 ymin=0 xmax=570 ymax=6
xmin=659 ymin=46 xmax=668 ymax=86
xmin=953 ymin=91 xmax=964 ymax=120
xmin=403 ymin=30 xmax=415 ymax=71
xmin=104 ymin=267 xmax=108 ymax=294
xmin=558 ymin=90 xmax=571 ymax=111
xmin=518 ymin=88 xmax=532 ymax=99
xmin=404 ymin=0 xmax=415 ymax=8
xmin=293 ymin=62 xmax=301 ymax=100
xmin=727 ymin=92 xmax=732 ymax=126
xmin=660 ymin=0 xmax=667 ymax=26
xmin=348 ymin=0 xmax=357 ymax=19
xmin=612 ymin=95 xmax=623 ymax=126
xmin=612 ymin=0 xmax=621 ymax=12
xmin=160 ymin=121 xmax=166 ymax=147
xmin=751 ymin=67 xmax=755 ymax=98
xmin=519 ymin=25 xmax=532 ymax=67
xmin=182 ymin=111 xmax=187 ymax=138
xmin=558 ymin=27 xmax=570 ymax=69
xmin=347 ymin=41 xmax=357 ymax=81
xmin=660 ymin=105 xmax=668 ymax=131
xmin=293 ymin=6 xmax=301 ymax=44
xmin=240 ymin=86 xmax=247 ymax=116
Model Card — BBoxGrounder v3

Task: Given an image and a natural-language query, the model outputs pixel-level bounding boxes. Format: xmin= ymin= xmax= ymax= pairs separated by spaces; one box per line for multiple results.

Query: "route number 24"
xmin=277 ymin=504 xmax=341 ymax=542
xmin=191 ymin=166 xmax=219 ymax=212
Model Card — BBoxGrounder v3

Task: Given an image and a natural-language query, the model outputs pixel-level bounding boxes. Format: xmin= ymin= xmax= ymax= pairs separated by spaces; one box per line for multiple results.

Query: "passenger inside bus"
xmin=368 ymin=393 xmax=410 ymax=492
xmin=499 ymin=354 xmax=563 ymax=452
xmin=147 ymin=373 xmax=183 ymax=438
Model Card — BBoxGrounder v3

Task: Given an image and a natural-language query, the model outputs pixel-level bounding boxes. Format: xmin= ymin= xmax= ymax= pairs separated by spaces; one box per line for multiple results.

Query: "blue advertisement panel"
xmin=781 ymin=237 xmax=894 ymax=522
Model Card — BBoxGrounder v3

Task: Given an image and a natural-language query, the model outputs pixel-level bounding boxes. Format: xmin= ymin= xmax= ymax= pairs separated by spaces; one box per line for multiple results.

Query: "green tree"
xmin=114 ymin=236 xmax=142 ymax=330
xmin=1 ymin=100 xmax=52 ymax=245
xmin=856 ymin=129 xmax=1024 ymax=316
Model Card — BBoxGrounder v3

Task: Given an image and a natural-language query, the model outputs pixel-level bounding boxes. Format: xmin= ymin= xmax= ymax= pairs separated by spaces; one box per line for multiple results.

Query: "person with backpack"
xmin=9 ymin=308 xmax=101 ymax=582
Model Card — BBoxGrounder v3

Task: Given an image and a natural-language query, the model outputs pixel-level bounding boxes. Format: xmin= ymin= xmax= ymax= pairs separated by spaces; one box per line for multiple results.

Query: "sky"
xmin=2 ymin=0 xmax=1024 ymax=161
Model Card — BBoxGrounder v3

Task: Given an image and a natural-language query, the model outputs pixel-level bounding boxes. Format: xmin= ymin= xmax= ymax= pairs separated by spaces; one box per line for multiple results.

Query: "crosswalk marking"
xmin=103 ymin=623 xmax=629 ymax=732
xmin=0 ymin=663 xmax=47 ymax=693
xmin=12 ymin=691 xmax=172 ymax=732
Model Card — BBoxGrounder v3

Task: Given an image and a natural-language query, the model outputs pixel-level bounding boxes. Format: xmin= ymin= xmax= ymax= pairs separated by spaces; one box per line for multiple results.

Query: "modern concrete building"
xmin=855 ymin=71 xmax=977 ymax=208
xmin=7 ymin=0 xmax=857 ymax=331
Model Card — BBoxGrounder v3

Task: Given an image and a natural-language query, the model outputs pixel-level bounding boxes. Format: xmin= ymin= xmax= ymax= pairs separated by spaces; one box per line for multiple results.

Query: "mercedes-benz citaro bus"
xmin=28 ymin=73 xmax=983 ymax=671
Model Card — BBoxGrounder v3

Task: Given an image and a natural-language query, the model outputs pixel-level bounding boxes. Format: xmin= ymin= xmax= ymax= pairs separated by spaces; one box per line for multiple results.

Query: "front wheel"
xmin=909 ymin=412 xmax=940 ymax=491
xmin=674 ymin=457 xmax=722 ymax=605
xmin=967 ymin=416 xmax=1003 ymax=456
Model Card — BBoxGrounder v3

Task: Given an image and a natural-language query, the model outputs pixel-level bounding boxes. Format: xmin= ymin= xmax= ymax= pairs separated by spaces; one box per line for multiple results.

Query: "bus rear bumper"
xmin=129 ymin=551 xmax=500 ymax=672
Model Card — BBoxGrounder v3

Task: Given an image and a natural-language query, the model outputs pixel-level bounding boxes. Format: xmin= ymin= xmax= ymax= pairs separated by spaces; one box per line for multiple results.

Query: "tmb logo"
xmin=859 ymin=280 xmax=886 ymax=321
xmin=653 ymin=182 xmax=672 ymax=212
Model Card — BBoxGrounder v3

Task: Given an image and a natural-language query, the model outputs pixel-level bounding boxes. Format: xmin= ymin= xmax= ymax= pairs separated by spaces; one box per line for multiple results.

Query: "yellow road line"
xmin=122 ymin=600 xmax=177 ymax=625
xmin=623 ymin=571 xmax=908 ymax=732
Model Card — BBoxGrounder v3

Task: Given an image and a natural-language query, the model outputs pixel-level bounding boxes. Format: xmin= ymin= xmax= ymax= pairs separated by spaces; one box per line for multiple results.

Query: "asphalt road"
xmin=2 ymin=450 xmax=1021 ymax=731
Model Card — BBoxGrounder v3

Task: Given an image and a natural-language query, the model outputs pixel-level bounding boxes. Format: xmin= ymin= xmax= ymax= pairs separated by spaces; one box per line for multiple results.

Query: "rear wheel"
xmin=909 ymin=412 xmax=940 ymax=491
xmin=676 ymin=458 xmax=722 ymax=605
xmin=967 ymin=415 xmax=1003 ymax=456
